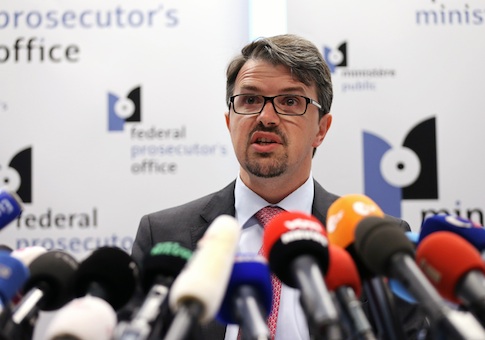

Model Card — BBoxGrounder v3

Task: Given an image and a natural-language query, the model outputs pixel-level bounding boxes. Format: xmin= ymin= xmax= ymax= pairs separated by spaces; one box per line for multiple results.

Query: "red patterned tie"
xmin=256 ymin=206 xmax=284 ymax=340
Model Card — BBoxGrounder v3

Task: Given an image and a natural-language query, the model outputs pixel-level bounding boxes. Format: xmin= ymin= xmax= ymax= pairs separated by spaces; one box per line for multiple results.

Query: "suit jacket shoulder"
xmin=131 ymin=181 xmax=236 ymax=265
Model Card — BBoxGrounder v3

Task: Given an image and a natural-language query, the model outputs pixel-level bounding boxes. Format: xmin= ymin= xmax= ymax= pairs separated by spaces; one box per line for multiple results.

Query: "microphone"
xmin=416 ymin=231 xmax=485 ymax=326
xmin=0 ymin=189 xmax=23 ymax=230
xmin=327 ymin=194 xmax=384 ymax=278
xmin=262 ymin=210 xmax=342 ymax=339
xmin=419 ymin=214 xmax=485 ymax=254
xmin=11 ymin=246 xmax=48 ymax=266
xmin=165 ymin=215 xmax=240 ymax=340
xmin=0 ymin=253 xmax=29 ymax=327
xmin=325 ymin=245 xmax=375 ymax=340
xmin=9 ymin=246 xmax=47 ymax=306
xmin=388 ymin=232 xmax=419 ymax=305
xmin=355 ymin=216 xmax=485 ymax=339
xmin=0 ymin=245 xmax=13 ymax=253
xmin=217 ymin=253 xmax=272 ymax=340
xmin=115 ymin=242 xmax=192 ymax=340
xmin=73 ymin=246 xmax=139 ymax=311
xmin=3 ymin=250 xmax=79 ymax=339
xmin=326 ymin=194 xmax=406 ymax=340
xmin=44 ymin=295 xmax=117 ymax=340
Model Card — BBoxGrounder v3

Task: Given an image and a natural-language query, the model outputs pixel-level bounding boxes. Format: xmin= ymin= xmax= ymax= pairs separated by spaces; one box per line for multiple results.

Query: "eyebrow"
xmin=238 ymin=85 xmax=307 ymax=95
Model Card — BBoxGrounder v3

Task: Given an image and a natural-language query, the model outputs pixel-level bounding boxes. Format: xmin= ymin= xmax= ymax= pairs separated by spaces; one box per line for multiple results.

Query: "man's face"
xmin=225 ymin=59 xmax=331 ymax=182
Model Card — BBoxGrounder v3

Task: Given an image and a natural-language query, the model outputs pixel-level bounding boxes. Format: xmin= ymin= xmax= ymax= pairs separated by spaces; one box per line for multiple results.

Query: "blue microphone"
xmin=217 ymin=253 xmax=272 ymax=340
xmin=0 ymin=189 xmax=23 ymax=230
xmin=419 ymin=214 xmax=485 ymax=252
xmin=0 ymin=253 xmax=29 ymax=326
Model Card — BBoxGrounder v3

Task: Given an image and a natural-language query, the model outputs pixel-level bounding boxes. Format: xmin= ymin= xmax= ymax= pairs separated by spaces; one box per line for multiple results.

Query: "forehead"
xmin=235 ymin=59 xmax=316 ymax=97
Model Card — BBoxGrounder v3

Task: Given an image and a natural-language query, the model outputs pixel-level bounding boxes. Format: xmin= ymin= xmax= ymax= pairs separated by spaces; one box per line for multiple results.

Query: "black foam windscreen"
xmin=74 ymin=247 xmax=139 ymax=310
xmin=268 ymin=236 xmax=329 ymax=287
xmin=0 ymin=245 xmax=13 ymax=253
xmin=344 ymin=244 xmax=374 ymax=280
xmin=23 ymin=250 xmax=79 ymax=311
xmin=142 ymin=253 xmax=188 ymax=292
xmin=354 ymin=216 xmax=414 ymax=276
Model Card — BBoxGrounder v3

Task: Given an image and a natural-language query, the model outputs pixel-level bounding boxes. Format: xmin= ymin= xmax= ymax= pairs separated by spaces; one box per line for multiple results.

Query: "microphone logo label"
xmin=352 ymin=201 xmax=380 ymax=216
xmin=284 ymin=218 xmax=324 ymax=233
xmin=444 ymin=215 xmax=474 ymax=229
xmin=281 ymin=230 xmax=328 ymax=246
xmin=326 ymin=210 xmax=343 ymax=234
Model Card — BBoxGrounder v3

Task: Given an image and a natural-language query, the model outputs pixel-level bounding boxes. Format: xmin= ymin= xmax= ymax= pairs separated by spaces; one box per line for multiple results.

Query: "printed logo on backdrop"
xmin=363 ymin=116 xmax=483 ymax=226
xmin=0 ymin=147 xmax=32 ymax=203
xmin=363 ymin=117 xmax=438 ymax=219
xmin=416 ymin=1 xmax=484 ymax=26
xmin=322 ymin=41 xmax=396 ymax=93
xmin=0 ymin=5 xmax=179 ymax=63
xmin=108 ymin=86 xmax=142 ymax=131
xmin=107 ymin=85 xmax=229 ymax=176
xmin=323 ymin=42 xmax=347 ymax=73
xmin=0 ymin=147 xmax=133 ymax=254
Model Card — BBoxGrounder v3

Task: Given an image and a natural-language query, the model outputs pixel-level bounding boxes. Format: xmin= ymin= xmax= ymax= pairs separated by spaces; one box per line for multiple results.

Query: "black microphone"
xmin=326 ymin=194 xmax=407 ymax=340
xmin=262 ymin=211 xmax=342 ymax=339
xmin=73 ymin=246 xmax=139 ymax=311
xmin=115 ymin=242 xmax=192 ymax=340
xmin=3 ymin=250 xmax=79 ymax=340
xmin=355 ymin=216 xmax=485 ymax=339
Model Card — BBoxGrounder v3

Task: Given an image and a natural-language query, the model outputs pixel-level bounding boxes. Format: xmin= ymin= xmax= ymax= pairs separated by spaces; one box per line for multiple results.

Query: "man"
xmin=131 ymin=34 xmax=424 ymax=339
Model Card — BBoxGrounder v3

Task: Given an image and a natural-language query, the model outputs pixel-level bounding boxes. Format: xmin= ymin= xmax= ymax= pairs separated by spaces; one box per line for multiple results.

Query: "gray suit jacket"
xmin=131 ymin=179 xmax=419 ymax=339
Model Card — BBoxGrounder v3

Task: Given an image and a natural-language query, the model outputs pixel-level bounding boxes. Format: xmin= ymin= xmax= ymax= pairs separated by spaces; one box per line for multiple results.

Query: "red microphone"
xmin=325 ymin=245 xmax=375 ymax=340
xmin=262 ymin=210 xmax=342 ymax=338
xmin=416 ymin=231 xmax=485 ymax=326
xmin=325 ymin=245 xmax=361 ymax=298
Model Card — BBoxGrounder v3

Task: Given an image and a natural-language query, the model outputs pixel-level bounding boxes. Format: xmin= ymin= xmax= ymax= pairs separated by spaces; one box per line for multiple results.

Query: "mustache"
xmin=249 ymin=122 xmax=288 ymax=145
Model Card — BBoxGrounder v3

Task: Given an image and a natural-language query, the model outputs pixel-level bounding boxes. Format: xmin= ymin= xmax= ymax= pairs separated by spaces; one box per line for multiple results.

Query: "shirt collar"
xmin=234 ymin=173 xmax=314 ymax=228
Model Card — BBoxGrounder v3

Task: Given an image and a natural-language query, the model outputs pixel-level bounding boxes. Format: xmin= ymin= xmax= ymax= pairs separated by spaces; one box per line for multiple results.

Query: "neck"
xmin=239 ymin=169 xmax=311 ymax=204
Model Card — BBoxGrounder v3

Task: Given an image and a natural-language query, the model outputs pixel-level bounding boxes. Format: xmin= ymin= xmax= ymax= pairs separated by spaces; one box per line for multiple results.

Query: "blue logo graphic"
xmin=108 ymin=86 xmax=141 ymax=131
xmin=363 ymin=117 xmax=438 ymax=217
xmin=323 ymin=42 xmax=347 ymax=73
xmin=0 ymin=147 xmax=32 ymax=203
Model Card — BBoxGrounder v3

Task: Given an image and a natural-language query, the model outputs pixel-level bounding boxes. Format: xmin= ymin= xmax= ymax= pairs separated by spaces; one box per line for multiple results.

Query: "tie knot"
xmin=255 ymin=206 xmax=284 ymax=228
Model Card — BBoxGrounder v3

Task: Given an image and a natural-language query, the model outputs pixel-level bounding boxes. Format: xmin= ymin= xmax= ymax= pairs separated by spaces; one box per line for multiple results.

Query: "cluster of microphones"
xmin=3 ymin=188 xmax=485 ymax=339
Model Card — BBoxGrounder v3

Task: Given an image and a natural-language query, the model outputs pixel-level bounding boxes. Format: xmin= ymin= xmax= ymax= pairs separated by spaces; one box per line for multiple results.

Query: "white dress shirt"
xmin=223 ymin=173 xmax=314 ymax=340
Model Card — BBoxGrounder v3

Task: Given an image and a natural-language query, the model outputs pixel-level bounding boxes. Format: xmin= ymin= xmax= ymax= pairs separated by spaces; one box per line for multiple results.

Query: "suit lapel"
xmin=189 ymin=181 xmax=236 ymax=250
xmin=312 ymin=180 xmax=339 ymax=229
xmin=188 ymin=181 xmax=236 ymax=339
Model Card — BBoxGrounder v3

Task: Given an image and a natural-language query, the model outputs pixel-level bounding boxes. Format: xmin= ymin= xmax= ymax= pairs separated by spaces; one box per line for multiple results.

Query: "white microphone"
xmin=164 ymin=215 xmax=240 ymax=340
xmin=44 ymin=295 xmax=117 ymax=340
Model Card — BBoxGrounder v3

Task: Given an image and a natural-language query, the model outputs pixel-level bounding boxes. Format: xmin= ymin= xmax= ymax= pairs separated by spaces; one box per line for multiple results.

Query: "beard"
xmin=243 ymin=123 xmax=289 ymax=178
xmin=244 ymin=152 xmax=288 ymax=178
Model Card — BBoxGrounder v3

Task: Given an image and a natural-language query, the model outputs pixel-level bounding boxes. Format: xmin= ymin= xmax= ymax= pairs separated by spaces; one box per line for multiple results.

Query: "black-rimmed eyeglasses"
xmin=228 ymin=94 xmax=322 ymax=116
